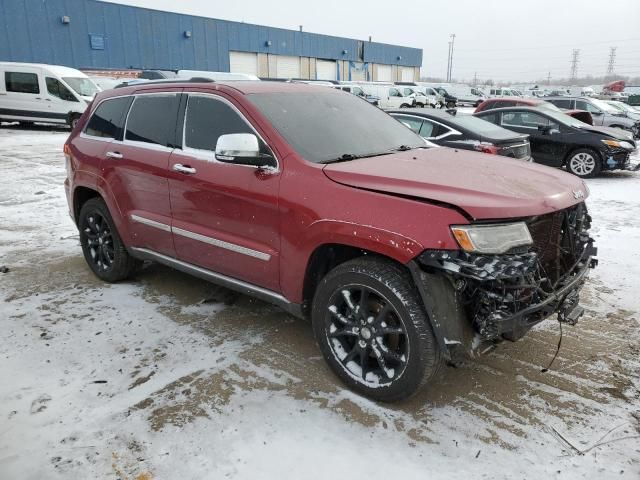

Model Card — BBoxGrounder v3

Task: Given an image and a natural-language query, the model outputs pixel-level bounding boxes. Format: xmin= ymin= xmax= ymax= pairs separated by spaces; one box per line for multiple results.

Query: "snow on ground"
xmin=0 ymin=125 xmax=638 ymax=480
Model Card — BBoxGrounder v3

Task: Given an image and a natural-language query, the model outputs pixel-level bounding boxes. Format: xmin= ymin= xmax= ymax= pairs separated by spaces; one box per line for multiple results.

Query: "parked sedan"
xmin=544 ymin=96 xmax=639 ymax=137
xmin=475 ymin=106 xmax=636 ymax=177
xmin=475 ymin=97 xmax=593 ymax=125
xmin=388 ymin=109 xmax=532 ymax=161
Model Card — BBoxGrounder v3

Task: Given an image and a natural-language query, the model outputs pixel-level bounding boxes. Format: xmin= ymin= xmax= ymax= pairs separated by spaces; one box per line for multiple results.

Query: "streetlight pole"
xmin=448 ymin=33 xmax=456 ymax=82
xmin=446 ymin=41 xmax=452 ymax=81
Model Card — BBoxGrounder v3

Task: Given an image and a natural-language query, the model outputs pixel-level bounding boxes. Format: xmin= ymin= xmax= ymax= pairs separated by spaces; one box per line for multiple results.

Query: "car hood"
xmin=576 ymin=124 xmax=635 ymax=141
xmin=323 ymin=148 xmax=587 ymax=220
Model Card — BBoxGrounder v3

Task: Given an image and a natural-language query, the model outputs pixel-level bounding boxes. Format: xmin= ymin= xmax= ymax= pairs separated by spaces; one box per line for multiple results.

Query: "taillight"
xmin=63 ymin=143 xmax=72 ymax=178
xmin=474 ymin=143 xmax=501 ymax=155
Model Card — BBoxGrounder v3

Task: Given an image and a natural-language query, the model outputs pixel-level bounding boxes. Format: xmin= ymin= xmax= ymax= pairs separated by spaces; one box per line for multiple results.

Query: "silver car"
xmin=545 ymin=96 xmax=639 ymax=138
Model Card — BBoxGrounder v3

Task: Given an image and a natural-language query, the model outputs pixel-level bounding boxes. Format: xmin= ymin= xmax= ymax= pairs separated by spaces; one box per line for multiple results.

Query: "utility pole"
xmin=473 ymin=71 xmax=477 ymax=86
xmin=448 ymin=33 xmax=456 ymax=82
xmin=607 ymin=46 xmax=617 ymax=75
xmin=569 ymin=49 xmax=580 ymax=81
xmin=547 ymin=71 xmax=551 ymax=85
xmin=446 ymin=41 xmax=452 ymax=81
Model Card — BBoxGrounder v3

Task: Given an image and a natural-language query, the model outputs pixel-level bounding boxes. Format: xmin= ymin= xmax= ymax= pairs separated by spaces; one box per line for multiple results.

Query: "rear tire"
xmin=78 ymin=197 xmax=137 ymax=282
xmin=400 ymin=103 xmax=410 ymax=108
xmin=311 ymin=257 xmax=442 ymax=402
xmin=566 ymin=148 xmax=602 ymax=178
xmin=69 ymin=114 xmax=81 ymax=130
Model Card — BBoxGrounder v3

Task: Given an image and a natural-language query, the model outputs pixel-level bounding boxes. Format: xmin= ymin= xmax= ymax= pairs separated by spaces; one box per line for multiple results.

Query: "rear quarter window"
xmin=84 ymin=96 xmax=133 ymax=139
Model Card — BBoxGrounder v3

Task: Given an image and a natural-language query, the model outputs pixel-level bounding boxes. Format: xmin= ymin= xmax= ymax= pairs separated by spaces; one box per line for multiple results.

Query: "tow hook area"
xmin=558 ymin=293 xmax=584 ymax=326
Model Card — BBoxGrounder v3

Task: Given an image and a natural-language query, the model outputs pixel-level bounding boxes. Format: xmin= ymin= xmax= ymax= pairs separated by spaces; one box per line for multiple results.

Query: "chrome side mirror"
xmin=215 ymin=133 xmax=275 ymax=168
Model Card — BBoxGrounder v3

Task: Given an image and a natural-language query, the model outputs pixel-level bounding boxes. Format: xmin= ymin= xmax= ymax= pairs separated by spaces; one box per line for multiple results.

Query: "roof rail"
xmin=114 ymin=77 xmax=215 ymax=88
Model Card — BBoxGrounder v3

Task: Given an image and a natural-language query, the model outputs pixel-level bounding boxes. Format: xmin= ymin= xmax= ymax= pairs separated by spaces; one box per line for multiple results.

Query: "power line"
xmin=453 ymin=37 xmax=640 ymax=53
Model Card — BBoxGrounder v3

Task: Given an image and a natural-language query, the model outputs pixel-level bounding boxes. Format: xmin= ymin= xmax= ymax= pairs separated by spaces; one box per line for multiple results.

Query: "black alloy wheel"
xmin=78 ymin=197 xmax=137 ymax=282
xmin=324 ymin=284 xmax=409 ymax=386
xmin=83 ymin=211 xmax=115 ymax=272
xmin=312 ymin=258 xmax=442 ymax=402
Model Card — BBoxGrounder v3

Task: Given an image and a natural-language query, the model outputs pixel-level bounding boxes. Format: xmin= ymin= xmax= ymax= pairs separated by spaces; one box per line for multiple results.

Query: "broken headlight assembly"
xmin=601 ymin=139 xmax=634 ymax=150
xmin=450 ymin=222 xmax=533 ymax=254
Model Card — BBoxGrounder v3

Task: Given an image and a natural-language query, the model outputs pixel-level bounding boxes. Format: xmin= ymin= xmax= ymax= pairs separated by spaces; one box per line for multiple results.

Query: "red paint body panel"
xmin=323 ymin=148 xmax=586 ymax=220
xmin=65 ymin=81 xmax=590 ymax=306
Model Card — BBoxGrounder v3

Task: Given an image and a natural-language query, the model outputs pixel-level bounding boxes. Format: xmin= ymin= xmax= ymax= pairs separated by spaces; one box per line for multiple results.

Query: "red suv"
xmin=64 ymin=80 xmax=597 ymax=401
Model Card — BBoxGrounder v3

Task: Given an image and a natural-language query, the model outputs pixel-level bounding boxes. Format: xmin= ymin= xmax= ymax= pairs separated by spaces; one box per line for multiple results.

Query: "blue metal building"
xmin=0 ymin=0 xmax=422 ymax=81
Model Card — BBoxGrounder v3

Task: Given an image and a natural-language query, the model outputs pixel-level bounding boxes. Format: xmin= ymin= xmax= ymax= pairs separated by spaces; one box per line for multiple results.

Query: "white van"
xmin=396 ymin=86 xmax=429 ymax=107
xmin=0 ymin=62 xmax=99 ymax=127
xmin=359 ymin=84 xmax=414 ymax=109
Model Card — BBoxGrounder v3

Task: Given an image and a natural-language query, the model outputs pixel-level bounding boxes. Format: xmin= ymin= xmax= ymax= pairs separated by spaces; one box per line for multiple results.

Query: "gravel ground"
xmin=0 ymin=124 xmax=638 ymax=479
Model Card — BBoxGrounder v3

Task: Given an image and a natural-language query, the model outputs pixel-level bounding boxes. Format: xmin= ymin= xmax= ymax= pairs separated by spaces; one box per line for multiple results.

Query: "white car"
xmin=396 ymin=86 xmax=429 ymax=107
xmin=0 ymin=62 xmax=100 ymax=127
xmin=360 ymin=84 xmax=414 ymax=109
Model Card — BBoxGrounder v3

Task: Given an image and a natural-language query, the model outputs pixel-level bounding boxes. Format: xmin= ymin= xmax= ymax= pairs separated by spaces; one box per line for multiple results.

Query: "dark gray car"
xmin=545 ymin=96 xmax=639 ymax=138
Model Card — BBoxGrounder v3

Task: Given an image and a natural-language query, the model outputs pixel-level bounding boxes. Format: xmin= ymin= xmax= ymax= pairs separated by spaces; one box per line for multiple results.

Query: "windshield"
xmin=606 ymin=101 xmax=626 ymax=113
xmin=248 ymin=91 xmax=426 ymax=163
xmin=536 ymin=101 xmax=561 ymax=112
xmin=449 ymin=115 xmax=519 ymax=139
xmin=589 ymin=98 xmax=618 ymax=114
xmin=540 ymin=109 xmax=588 ymax=128
xmin=62 ymin=77 xmax=100 ymax=97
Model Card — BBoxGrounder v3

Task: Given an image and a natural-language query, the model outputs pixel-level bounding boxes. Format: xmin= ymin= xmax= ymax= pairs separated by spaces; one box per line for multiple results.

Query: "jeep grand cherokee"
xmin=64 ymin=80 xmax=597 ymax=401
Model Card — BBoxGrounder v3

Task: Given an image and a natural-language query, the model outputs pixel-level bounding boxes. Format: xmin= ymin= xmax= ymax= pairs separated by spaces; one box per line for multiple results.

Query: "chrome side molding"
xmin=130 ymin=214 xmax=270 ymax=261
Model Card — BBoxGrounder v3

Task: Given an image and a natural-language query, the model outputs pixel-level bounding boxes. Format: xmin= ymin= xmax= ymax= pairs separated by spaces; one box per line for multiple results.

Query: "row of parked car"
xmin=1 ymin=61 xmax=638 ymax=179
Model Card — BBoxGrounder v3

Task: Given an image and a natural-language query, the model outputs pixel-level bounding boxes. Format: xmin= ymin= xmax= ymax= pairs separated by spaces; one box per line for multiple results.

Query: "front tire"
xmin=311 ymin=258 xmax=442 ymax=402
xmin=566 ymin=148 xmax=602 ymax=178
xmin=78 ymin=197 xmax=137 ymax=282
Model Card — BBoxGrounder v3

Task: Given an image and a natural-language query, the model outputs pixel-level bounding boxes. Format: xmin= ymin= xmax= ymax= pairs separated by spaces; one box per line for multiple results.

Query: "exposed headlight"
xmin=602 ymin=139 xmax=634 ymax=149
xmin=450 ymin=222 xmax=533 ymax=254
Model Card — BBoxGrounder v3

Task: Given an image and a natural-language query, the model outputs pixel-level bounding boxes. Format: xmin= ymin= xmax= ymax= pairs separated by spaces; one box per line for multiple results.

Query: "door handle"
xmin=173 ymin=164 xmax=197 ymax=175
xmin=105 ymin=151 xmax=123 ymax=159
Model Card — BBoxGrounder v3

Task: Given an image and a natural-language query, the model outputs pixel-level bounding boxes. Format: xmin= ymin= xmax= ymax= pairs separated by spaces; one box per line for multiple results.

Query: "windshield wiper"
xmin=392 ymin=145 xmax=414 ymax=151
xmin=321 ymin=152 xmax=394 ymax=164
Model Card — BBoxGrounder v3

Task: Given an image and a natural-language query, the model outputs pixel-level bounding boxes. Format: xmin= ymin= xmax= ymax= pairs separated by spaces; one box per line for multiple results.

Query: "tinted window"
xmin=419 ymin=120 xmax=436 ymax=138
xmin=394 ymin=115 xmax=422 ymax=133
xmin=85 ymin=96 xmax=133 ymax=139
xmin=389 ymin=88 xmax=401 ymax=97
xmin=125 ymin=94 xmax=180 ymax=147
xmin=479 ymin=112 xmax=498 ymax=124
xmin=184 ymin=95 xmax=253 ymax=152
xmin=249 ymin=91 xmax=425 ymax=163
xmin=46 ymin=77 xmax=77 ymax=102
xmin=5 ymin=72 xmax=39 ymax=94
xmin=550 ymin=99 xmax=573 ymax=109
xmin=575 ymin=100 xmax=600 ymax=113
xmin=501 ymin=111 xmax=558 ymax=129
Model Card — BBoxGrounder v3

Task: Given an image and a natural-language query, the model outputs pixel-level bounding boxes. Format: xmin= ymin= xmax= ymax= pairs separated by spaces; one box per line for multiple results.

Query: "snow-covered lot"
xmin=0 ymin=125 xmax=638 ymax=480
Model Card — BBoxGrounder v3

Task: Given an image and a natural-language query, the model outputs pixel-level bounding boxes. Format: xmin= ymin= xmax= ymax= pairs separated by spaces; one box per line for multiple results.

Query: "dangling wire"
xmin=541 ymin=318 xmax=563 ymax=373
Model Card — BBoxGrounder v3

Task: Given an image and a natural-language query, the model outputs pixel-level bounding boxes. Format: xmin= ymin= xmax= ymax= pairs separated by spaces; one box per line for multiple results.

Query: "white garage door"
xmin=229 ymin=52 xmax=258 ymax=76
xmin=377 ymin=64 xmax=392 ymax=82
xmin=316 ymin=60 xmax=336 ymax=80
xmin=276 ymin=55 xmax=300 ymax=78
xmin=401 ymin=67 xmax=415 ymax=82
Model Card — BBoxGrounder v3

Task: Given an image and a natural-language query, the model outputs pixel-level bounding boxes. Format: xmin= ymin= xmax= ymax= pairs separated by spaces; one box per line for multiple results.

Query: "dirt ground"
xmin=1 ymin=125 xmax=639 ymax=479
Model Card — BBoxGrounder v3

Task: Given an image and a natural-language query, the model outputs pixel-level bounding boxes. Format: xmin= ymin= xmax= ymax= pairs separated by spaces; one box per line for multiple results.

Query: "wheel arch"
xmin=301 ymin=243 xmax=411 ymax=318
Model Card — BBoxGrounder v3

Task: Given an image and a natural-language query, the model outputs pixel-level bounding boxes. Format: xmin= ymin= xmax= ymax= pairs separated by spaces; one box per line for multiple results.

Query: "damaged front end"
xmin=410 ymin=202 xmax=597 ymax=360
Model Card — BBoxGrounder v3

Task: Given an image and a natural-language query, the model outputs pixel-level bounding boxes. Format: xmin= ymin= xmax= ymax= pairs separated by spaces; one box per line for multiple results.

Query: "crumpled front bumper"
xmin=414 ymin=243 xmax=597 ymax=344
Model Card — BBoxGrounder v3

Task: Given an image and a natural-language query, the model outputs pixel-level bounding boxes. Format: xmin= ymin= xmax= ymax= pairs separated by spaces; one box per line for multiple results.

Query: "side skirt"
xmin=129 ymin=247 xmax=304 ymax=319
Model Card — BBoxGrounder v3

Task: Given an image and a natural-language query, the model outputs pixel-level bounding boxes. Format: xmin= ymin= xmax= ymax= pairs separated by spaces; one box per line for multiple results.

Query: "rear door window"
xmin=183 ymin=95 xmax=255 ymax=152
xmin=548 ymin=99 xmax=572 ymax=109
xmin=5 ymin=72 xmax=40 ymax=94
xmin=125 ymin=94 xmax=181 ymax=147
xmin=84 ymin=96 xmax=133 ymax=139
